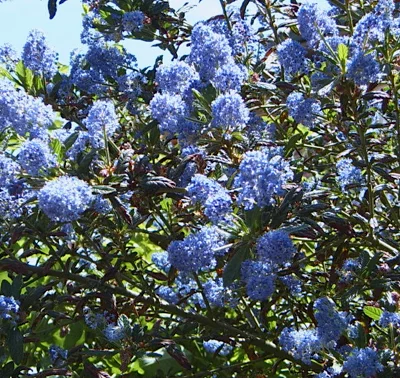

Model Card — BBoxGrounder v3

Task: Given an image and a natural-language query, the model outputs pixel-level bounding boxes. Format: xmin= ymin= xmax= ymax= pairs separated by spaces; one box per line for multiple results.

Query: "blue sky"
xmin=0 ymin=0 xmax=221 ymax=67
xmin=0 ymin=0 xmax=330 ymax=68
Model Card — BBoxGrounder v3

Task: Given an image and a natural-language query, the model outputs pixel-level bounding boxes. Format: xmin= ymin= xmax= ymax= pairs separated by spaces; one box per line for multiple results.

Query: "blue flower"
xmin=188 ymin=23 xmax=233 ymax=81
xmin=151 ymin=251 xmax=171 ymax=273
xmin=0 ymin=79 xmax=55 ymax=139
xmin=84 ymin=101 xmax=119 ymax=149
xmin=156 ymin=286 xmax=179 ymax=304
xmin=211 ymin=90 xmax=249 ymax=131
xmin=351 ymin=0 xmax=394 ymax=50
xmin=314 ymin=297 xmax=349 ymax=347
xmin=297 ymin=3 xmax=338 ymax=48
xmin=150 ymin=92 xmax=188 ymax=137
xmin=156 ymin=61 xmax=199 ymax=95
xmin=0 ymin=43 xmax=18 ymax=70
xmin=256 ymin=230 xmax=296 ymax=266
xmin=38 ymin=176 xmax=94 ymax=222
xmin=343 ymin=347 xmax=383 ymax=378
xmin=187 ymin=174 xmax=232 ymax=224
xmin=241 ymin=260 xmax=276 ymax=301
xmin=346 ymin=51 xmax=381 ymax=86
xmin=117 ymin=71 xmax=146 ymax=100
xmin=203 ymin=340 xmax=233 ymax=356
xmin=49 ymin=345 xmax=68 ymax=367
xmin=277 ymin=39 xmax=309 ymax=76
xmin=22 ymin=30 xmax=58 ymax=78
xmin=167 ymin=226 xmax=226 ymax=273
xmin=104 ymin=324 xmax=125 ymax=342
xmin=0 ymin=154 xmax=20 ymax=187
xmin=379 ymin=311 xmax=400 ymax=327
xmin=18 ymin=139 xmax=56 ymax=175
xmin=336 ymin=158 xmax=363 ymax=190
xmin=122 ymin=11 xmax=145 ymax=33
xmin=213 ymin=63 xmax=247 ymax=92
xmin=234 ymin=147 xmax=293 ymax=210
xmin=279 ymin=327 xmax=321 ymax=365
xmin=0 ymin=295 xmax=20 ymax=321
xmin=286 ymin=92 xmax=321 ymax=127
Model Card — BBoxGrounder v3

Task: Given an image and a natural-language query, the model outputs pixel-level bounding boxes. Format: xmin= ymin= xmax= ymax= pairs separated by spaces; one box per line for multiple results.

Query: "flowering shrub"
xmin=0 ymin=0 xmax=400 ymax=377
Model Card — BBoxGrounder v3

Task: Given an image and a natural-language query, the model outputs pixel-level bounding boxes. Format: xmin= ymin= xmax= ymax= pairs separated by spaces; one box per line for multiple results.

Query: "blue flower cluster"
xmin=70 ymin=40 xmax=136 ymax=95
xmin=187 ymin=174 xmax=232 ymax=224
xmin=22 ymin=29 xmax=58 ymax=78
xmin=277 ymin=39 xmax=309 ymax=76
xmin=38 ymin=176 xmax=94 ymax=222
xmin=84 ymin=100 xmax=119 ymax=149
xmin=150 ymin=92 xmax=188 ymax=138
xmin=338 ymin=258 xmax=362 ymax=283
xmin=211 ymin=90 xmax=249 ymax=132
xmin=336 ymin=158 xmax=363 ymax=190
xmin=0 ymin=295 xmax=20 ymax=321
xmin=156 ymin=61 xmax=199 ymax=96
xmin=286 ymin=92 xmax=321 ymax=128
xmin=151 ymin=251 xmax=171 ymax=273
xmin=241 ymin=260 xmax=276 ymax=301
xmin=188 ymin=23 xmax=233 ymax=82
xmin=18 ymin=139 xmax=56 ymax=175
xmin=0 ymin=43 xmax=18 ymax=70
xmin=343 ymin=347 xmax=383 ymax=378
xmin=351 ymin=0 xmax=394 ymax=50
xmin=122 ymin=11 xmax=145 ymax=33
xmin=167 ymin=226 xmax=226 ymax=273
xmin=379 ymin=311 xmax=400 ymax=327
xmin=156 ymin=286 xmax=179 ymax=305
xmin=49 ymin=345 xmax=68 ymax=367
xmin=279 ymin=327 xmax=321 ymax=365
xmin=314 ymin=297 xmax=349 ymax=347
xmin=103 ymin=324 xmax=125 ymax=342
xmin=297 ymin=3 xmax=338 ymax=48
xmin=213 ymin=63 xmax=247 ymax=92
xmin=346 ymin=51 xmax=381 ymax=86
xmin=234 ymin=147 xmax=293 ymax=210
xmin=0 ymin=79 xmax=55 ymax=139
xmin=0 ymin=154 xmax=19 ymax=187
xmin=256 ymin=230 xmax=296 ymax=266
xmin=203 ymin=340 xmax=233 ymax=356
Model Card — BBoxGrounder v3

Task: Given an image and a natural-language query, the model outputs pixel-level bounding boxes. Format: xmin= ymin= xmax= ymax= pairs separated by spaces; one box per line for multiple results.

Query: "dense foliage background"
xmin=0 ymin=0 xmax=400 ymax=377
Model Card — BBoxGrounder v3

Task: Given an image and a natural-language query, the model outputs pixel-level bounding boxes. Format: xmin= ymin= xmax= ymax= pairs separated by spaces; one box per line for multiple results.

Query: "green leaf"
xmin=63 ymin=321 xmax=85 ymax=349
xmin=0 ymin=66 xmax=15 ymax=81
xmin=223 ymin=244 xmax=250 ymax=286
xmin=337 ymin=43 xmax=348 ymax=71
xmin=92 ymin=185 xmax=117 ymax=194
xmin=10 ymin=275 xmax=23 ymax=299
xmin=363 ymin=306 xmax=383 ymax=321
xmin=7 ymin=328 xmax=24 ymax=364
xmin=1 ymin=280 xmax=12 ymax=297
xmin=15 ymin=61 xmax=33 ymax=90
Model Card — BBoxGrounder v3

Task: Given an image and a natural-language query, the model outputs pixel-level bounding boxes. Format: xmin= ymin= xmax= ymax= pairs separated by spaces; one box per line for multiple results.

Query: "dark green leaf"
xmin=223 ymin=245 xmax=250 ymax=286
xmin=7 ymin=328 xmax=24 ymax=364
xmin=48 ymin=0 xmax=57 ymax=19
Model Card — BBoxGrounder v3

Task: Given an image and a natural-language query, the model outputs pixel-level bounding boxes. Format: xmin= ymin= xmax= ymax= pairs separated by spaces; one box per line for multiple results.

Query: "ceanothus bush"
xmin=0 ymin=0 xmax=400 ymax=377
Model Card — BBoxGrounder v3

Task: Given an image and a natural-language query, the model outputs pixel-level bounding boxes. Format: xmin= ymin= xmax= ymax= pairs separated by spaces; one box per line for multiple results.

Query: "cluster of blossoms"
xmin=187 ymin=174 xmax=232 ymax=224
xmin=234 ymin=147 xmax=293 ymax=210
xmin=22 ymin=29 xmax=58 ymax=78
xmin=0 ymin=295 xmax=20 ymax=322
xmin=166 ymin=226 xmax=227 ymax=273
xmin=38 ymin=176 xmax=94 ymax=222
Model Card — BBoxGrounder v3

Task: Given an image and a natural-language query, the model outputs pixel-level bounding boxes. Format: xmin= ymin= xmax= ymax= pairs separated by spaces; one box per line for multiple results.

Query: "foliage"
xmin=0 ymin=0 xmax=400 ymax=377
